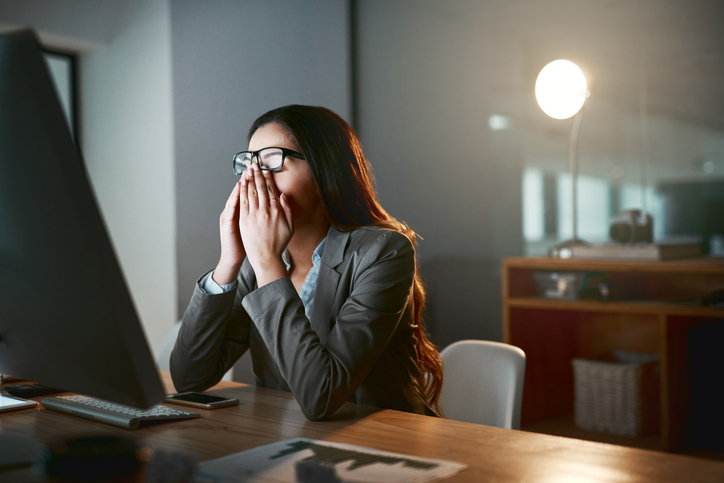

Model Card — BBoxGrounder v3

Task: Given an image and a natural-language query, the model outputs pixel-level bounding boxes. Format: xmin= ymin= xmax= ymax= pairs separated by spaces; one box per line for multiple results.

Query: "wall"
xmin=81 ymin=1 xmax=176 ymax=355
xmin=355 ymin=0 xmax=724 ymax=348
xmin=170 ymin=0 xmax=351 ymax=318
xmin=356 ymin=0 xmax=525 ymax=345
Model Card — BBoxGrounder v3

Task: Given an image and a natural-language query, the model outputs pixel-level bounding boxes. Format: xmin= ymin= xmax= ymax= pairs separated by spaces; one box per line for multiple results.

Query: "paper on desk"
xmin=195 ymin=437 xmax=467 ymax=483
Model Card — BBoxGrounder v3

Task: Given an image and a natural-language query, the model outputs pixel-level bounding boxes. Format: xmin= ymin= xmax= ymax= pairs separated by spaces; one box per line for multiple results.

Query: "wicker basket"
xmin=572 ymin=355 xmax=660 ymax=437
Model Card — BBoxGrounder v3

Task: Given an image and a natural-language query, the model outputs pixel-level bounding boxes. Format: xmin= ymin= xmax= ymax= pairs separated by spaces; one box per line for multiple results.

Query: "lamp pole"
xmin=569 ymin=110 xmax=583 ymax=243
xmin=534 ymin=59 xmax=589 ymax=257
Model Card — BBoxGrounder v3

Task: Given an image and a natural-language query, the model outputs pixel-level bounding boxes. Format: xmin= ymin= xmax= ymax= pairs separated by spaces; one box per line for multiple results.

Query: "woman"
xmin=170 ymin=105 xmax=442 ymax=420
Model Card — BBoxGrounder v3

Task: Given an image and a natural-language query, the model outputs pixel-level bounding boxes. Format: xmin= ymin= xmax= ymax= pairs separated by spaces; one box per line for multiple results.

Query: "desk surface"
xmin=2 ymin=372 xmax=723 ymax=482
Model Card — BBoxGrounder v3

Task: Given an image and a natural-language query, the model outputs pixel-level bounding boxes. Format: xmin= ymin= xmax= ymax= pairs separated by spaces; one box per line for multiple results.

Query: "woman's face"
xmin=247 ymin=122 xmax=324 ymax=224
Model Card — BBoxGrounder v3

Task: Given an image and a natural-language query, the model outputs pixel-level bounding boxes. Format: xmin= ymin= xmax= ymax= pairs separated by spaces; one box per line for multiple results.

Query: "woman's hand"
xmin=239 ymin=163 xmax=294 ymax=287
xmin=213 ymin=181 xmax=247 ymax=285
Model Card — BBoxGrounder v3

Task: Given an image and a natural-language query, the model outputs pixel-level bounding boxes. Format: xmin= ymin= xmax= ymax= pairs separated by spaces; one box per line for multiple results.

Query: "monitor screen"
xmin=0 ymin=30 xmax=164 ymax=408
xmin=658 ymin=179 xmax=724 ymax=252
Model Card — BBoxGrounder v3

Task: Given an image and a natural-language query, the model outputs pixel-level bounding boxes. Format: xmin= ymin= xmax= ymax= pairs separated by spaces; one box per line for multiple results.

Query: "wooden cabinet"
xmin=502 ymin=256 xmax=724 ymax=451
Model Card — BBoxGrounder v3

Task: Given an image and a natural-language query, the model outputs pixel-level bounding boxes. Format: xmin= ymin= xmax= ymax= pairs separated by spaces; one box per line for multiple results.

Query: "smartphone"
xmin=165 ymin=392 xmax=239 ymax=410
xmin=0 ymin=393 xmax=39 ymax=413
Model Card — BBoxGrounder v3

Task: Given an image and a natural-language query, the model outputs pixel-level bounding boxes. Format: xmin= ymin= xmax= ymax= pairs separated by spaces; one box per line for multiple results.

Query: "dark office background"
xmin=1 ymin=0 xmax=723 ymax=354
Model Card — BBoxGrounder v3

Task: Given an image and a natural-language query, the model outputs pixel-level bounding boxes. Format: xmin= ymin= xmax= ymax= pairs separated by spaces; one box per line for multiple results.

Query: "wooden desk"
xmin=2 ymin=372 xmax=724 ymax=482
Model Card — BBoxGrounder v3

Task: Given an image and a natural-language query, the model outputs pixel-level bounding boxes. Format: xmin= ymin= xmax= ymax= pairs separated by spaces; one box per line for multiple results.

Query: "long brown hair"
xmin=249 ymin=105 xmax=443 ymax=412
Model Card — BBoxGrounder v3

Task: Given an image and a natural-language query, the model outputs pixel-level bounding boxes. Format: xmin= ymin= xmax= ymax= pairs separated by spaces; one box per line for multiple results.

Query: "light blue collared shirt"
xmin=203 ymin=238 xmax=326 ymax=320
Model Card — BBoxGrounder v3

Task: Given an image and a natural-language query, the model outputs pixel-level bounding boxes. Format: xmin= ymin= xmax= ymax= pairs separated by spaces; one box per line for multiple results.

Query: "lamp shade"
xmin=535 ymin=59 xmax=588 ymax=120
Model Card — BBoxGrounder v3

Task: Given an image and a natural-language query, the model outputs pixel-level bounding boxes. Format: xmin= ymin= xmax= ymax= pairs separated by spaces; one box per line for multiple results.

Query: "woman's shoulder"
xmin=341 ymin=225 xmax=414 ymax=257
xmin=326 ymin=225 xmax=416 ymax=286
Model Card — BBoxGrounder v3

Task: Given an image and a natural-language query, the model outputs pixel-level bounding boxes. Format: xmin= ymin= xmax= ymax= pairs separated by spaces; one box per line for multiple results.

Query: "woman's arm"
xmin=169 ymin=269 xmax=253 ymax=392
xmin=213 ymin=180 xmax=248 ymax=285
xmin=170 ymin=179 xmax=254 ymax=392
xmin=243 ymin=229 xmax=415 ymax=420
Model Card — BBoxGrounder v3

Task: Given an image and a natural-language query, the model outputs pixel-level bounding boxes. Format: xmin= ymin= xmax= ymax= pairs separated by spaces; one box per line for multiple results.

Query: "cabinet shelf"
xmin=503 ymin=257 xmax=724 ymax=452
xmin=507 ymin=297 xmax=724 ymax=318
xmin=503 ymin=256 xmax=724 ymax=274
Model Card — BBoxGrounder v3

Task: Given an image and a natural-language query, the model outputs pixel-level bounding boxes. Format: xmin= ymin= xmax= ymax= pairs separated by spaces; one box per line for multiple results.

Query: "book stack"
xmin=567 ymin=243 xmax=701 ymax=261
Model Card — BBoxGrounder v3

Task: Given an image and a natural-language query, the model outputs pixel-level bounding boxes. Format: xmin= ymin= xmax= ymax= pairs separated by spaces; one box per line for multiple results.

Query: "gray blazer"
xmin=170 ymin=225 xmax=437 ymax=420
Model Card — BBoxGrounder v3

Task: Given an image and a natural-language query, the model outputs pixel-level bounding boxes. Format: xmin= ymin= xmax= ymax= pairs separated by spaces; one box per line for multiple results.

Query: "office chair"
xmin=438 ymin=340 xmax=526 ymax=429
xmin=155 ymin=321 xmax=182 ymax=371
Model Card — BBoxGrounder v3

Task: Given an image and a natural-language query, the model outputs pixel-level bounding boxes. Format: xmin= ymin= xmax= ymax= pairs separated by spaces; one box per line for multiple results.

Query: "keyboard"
xmin=41 ymin=395 xmax=200 ymax=430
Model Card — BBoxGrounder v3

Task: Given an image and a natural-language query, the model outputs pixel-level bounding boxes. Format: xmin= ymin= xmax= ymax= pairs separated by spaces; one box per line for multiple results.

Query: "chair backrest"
xmin=155 ymin=321 xmax=235 ymax=381
xmin=439 ymin=340 xmax=526 ymax=429
xmin=155 ymin=321 xmax=182 ymax=371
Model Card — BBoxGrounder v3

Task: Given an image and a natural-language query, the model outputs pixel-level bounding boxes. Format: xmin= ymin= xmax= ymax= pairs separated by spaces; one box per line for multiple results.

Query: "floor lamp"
xmin=535 ymin=59 xmax=590 ymax=258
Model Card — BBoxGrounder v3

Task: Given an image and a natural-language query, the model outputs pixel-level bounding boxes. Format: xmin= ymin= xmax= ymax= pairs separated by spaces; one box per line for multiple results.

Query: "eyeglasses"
xmin=232 ymin=147 xmax=305 ymax=175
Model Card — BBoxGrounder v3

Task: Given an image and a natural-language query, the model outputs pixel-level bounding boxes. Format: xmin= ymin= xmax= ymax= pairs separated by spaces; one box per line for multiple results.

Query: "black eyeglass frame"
xmin=232 ymin=147 xmax=305 ymax=175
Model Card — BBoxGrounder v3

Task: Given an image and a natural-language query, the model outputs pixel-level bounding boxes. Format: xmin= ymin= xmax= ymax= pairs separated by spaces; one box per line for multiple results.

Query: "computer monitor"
xmin=0 ymin=29 xmax=164 ymax=408
xmin=658 ymin=179 xmax=724 ymax=253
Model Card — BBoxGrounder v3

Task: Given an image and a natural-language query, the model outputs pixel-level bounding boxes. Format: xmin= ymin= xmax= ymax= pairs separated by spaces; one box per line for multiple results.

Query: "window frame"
xmin=42 ymin=47 xmax=80 ymax=147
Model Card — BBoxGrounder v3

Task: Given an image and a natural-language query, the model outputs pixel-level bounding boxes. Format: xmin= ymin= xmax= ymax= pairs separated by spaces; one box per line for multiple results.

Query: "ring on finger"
xmin=270 ymin=197 xmax=280 ymax=203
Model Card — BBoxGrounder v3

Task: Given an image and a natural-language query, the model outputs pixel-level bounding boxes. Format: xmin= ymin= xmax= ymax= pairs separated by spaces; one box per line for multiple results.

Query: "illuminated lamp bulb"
xmin=535 ymin=59 xmax=588 ymax=120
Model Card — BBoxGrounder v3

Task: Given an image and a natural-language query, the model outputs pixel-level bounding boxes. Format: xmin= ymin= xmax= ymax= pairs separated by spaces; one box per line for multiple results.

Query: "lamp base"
xmin=548 ymin=238 xmax=590 ymax=259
